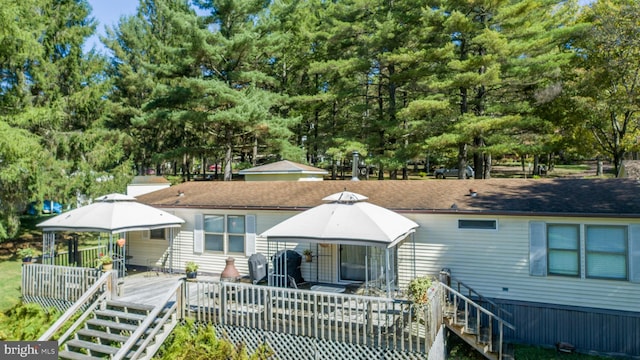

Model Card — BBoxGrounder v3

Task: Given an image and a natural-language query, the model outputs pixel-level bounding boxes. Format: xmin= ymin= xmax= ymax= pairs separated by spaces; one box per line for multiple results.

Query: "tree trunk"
xmin=224 ymin=129 xmax=233 ymax=181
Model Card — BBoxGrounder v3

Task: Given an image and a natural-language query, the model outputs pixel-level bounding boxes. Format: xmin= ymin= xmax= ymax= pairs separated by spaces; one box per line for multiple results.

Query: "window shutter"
xmin=529 ymin=221 xmax=547 ymax=276
xmin=245 ymin=215 xmax=256 ymax=256
xmin=194 ymin=214 xmax=204 ymax=254
xmin=630 ymin=225 xmax=640 ymax=283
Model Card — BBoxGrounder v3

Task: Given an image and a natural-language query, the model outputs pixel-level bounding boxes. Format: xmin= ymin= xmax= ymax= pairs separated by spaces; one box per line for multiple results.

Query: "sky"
xmin=85 ymin=0 xmax=139 ymax=53
xmin=85 ymin=0 xmax=594 ymax=53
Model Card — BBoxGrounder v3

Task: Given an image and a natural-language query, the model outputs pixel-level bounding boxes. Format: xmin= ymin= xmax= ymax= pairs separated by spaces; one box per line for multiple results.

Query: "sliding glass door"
xmin=339 ymin=245 xmax=396 ymax=289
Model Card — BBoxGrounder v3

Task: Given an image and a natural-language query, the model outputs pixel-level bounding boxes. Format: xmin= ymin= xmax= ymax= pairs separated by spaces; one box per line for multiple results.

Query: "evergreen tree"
xmin=573 ymin=0 xmax=640 ymax=175
xmin=419 ymin=0 xmax=581 ymax=178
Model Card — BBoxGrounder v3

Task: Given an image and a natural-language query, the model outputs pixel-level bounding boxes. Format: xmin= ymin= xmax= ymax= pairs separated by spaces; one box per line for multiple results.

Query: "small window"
xmin=149 ymin=228 xmax=165 ymax=240
xmin=458 ymin=219 xmax=497 ymax=230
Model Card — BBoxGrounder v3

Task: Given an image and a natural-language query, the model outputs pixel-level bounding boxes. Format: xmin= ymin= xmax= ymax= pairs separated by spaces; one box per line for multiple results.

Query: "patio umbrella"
xmin=260 ymin=191 xmax=418 ymax=248
xmin=37 ymin=193 xmax=185 ymax=269
xmin=37 ymin=193 xmax=184 ymax=233
xmin=260 ymin=191 xmax=419 ymax=296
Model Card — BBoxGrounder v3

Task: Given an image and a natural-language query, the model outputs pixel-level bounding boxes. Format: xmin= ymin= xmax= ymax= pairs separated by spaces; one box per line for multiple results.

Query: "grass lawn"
xmin=0 ymin=259 xmax=23 ymax=312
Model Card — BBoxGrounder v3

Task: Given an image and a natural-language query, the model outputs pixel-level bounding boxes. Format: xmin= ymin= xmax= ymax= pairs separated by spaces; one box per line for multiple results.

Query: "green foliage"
xmin=0 ymin=303 xmax=59 ymax=340
xmin=155 ymin=319 xmax=274 ymax=360
xmin=185 ymin=261 xmax=199 ymax=273
xmin=17 ymin=248 xmax=37 ymax=259
xmin=407 ymin=276 xmax=435 ymax=305
xmin=0 ymin=260 xmax=23 ymax=312
xmin=96 ymin=254 xmax=113 ymax=266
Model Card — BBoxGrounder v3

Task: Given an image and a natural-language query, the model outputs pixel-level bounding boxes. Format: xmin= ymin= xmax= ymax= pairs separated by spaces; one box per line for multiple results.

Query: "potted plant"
xmin=185 ymin=261 xmax=199 ymax=280
xmin=96 ymin=254 xmax=113 ymax=271
xmin=18 ymin=247 xmax=36 ymax=264
xmin=303 ymin=249 xmax=313 ymax=262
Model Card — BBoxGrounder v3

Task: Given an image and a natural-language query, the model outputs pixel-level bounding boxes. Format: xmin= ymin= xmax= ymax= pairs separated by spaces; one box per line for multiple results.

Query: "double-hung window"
xmin=530 ymin=222 xmax=638 ymax=282
xmin=547 ymin=224 xmax=580 ymax=277
xmin=203 ymin=215 xmax=245 ymax=254
xmin=585 ymin=225 xmax=627 ymax=280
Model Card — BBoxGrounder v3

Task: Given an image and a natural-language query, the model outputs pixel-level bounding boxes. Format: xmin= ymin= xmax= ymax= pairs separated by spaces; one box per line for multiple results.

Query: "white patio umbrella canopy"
xmin=37 ymin=193 xmax=184 ymax=233
xmin=260 ymin=191 xmax=418 ymax=248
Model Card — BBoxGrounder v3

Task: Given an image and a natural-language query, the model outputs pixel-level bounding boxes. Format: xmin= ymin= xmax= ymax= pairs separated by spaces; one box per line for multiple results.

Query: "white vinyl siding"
xmin=401 ymin=214 xmax=640 ymax=313
xmin=154 ymin=208 xmax=640 ymax=314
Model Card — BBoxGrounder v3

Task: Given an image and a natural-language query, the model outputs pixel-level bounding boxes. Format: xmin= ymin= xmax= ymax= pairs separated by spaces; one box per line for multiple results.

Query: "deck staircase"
xmin=58 ymin=299 xmax=178 ymax=360
xmin=440 ymin=278 xmax=515 ymax=360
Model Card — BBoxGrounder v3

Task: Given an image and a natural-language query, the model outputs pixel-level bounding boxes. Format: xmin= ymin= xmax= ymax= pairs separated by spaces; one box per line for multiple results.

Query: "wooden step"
xmin=86 ymin=318 xmax=139 ymax=332
xmin=105 ymin=300 xmax=154 ymax=313
xmin=65 ymin=339 xmax=119 ymax=356
xmin=94 ymin=309 xmax=147 ymax=322
xmin=58 ymin=350 xmax=104 ymax=360
xmin=76 ymin=328 xmax=130 ymax=343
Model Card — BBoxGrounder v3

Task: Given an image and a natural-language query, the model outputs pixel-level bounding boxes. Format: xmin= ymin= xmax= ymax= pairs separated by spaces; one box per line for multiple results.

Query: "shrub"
xmin=155 ymin=319 xmax=274 ymax=360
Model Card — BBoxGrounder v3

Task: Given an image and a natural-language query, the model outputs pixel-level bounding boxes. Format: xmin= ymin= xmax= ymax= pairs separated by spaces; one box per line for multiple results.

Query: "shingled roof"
xmin=135 ymin=178 xmax=640 ymax=218
xmin=238 ymin=160 xmax=327 ymax=175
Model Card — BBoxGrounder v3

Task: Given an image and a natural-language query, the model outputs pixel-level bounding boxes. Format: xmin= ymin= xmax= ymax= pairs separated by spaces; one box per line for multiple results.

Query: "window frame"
xmin=203 ymin=214 xmax=246 ymax=255
xmin=458 ymin=219 xmax=498 ymax=231
xmin=148 ymin=228 xmax=166 ymax=240
xmin=585 ymin=225 xmax=628 ymax=281
xmin=546 ymin=223 xmax=580 ymax=277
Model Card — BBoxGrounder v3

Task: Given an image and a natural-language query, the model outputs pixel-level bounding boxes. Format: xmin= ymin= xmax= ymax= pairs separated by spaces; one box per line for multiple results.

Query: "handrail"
xmin=449 ymin=275 xmax=513 ymax=319
xmin=38 ymin=270 xmax=115 ymax=341
xmin=440 ymin=283 xmax=515 ymax=331
xmin=113 ymin=280 xmax=183 ymax=360
xmin=440 ymin=282 xmax=515 ymax=359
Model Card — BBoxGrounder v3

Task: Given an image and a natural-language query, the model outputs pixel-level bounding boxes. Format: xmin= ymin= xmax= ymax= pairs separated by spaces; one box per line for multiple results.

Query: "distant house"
xmin=127 ymin=176 xmax=171 ymax=197
xmin=238 ymin=160 xmax=328 ymax=181
xmin=134 ymin=178 xmax=640 ymax=357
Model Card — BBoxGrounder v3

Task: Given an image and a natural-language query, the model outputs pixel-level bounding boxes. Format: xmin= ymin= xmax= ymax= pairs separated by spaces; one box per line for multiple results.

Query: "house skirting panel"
xmin=488 ymin=298 xmax=640 ymax=358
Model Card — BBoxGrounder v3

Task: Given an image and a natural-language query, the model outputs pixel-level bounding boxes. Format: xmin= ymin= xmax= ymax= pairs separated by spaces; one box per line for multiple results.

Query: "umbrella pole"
xmin=385 ymin=248 xmax=391 ymax=298
xmin=169 ymin=228 xmax=174 ymax=274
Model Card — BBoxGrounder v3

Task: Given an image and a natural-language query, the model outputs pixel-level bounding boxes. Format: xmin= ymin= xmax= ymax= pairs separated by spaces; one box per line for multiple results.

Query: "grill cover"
xmin=248 ymin=253 xmax=268 ymax=284
xmin=272 ymin=250 xmax=304 ymax=284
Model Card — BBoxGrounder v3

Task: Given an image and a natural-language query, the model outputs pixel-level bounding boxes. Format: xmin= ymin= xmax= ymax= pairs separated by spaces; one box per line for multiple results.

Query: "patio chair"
xmin=146 ymin=252 xmax=169 ymax=276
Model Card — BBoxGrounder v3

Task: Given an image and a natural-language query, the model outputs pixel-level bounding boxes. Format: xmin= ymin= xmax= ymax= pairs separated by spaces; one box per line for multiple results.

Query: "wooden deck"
xmin=116 ymin=270 xmax=186 ymax=307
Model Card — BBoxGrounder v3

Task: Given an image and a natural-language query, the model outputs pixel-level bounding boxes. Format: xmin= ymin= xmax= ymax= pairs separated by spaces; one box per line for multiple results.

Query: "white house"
xmin=133 ymin=178 xmax=640 ymax=357
xmin=126 ymin=176 xmax=171 ymax=197
xmin=238 ymin=160 xmax=328 ymax=181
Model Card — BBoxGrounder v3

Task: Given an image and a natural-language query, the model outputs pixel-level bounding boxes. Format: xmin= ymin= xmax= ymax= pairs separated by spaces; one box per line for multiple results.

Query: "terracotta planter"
xmin=220 ymin=257 xmax=240 ymax=282
xmin=305 ymin=255 xmax=312 ymax=263
xmin=102 ymin=263 xmax=113 ymax=271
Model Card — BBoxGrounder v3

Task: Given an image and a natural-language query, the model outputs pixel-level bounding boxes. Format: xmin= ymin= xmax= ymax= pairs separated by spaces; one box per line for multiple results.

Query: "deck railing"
xmin=440 ymin=282 xmax=515 ymax=359
xmin=22 ymin=263 xmax=109 ymax=311
xmin=448 ymin=275 xmax=513 ymax=320
xmin=184 ymin=279 xmax=440 ymax=353
xmin=42 ymin=245 xmax=108 ymax=268
xmin=38 ymin=269 xmax=117 ymax=342
xmin=115 ymin=280 xmax=184 ymax=360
